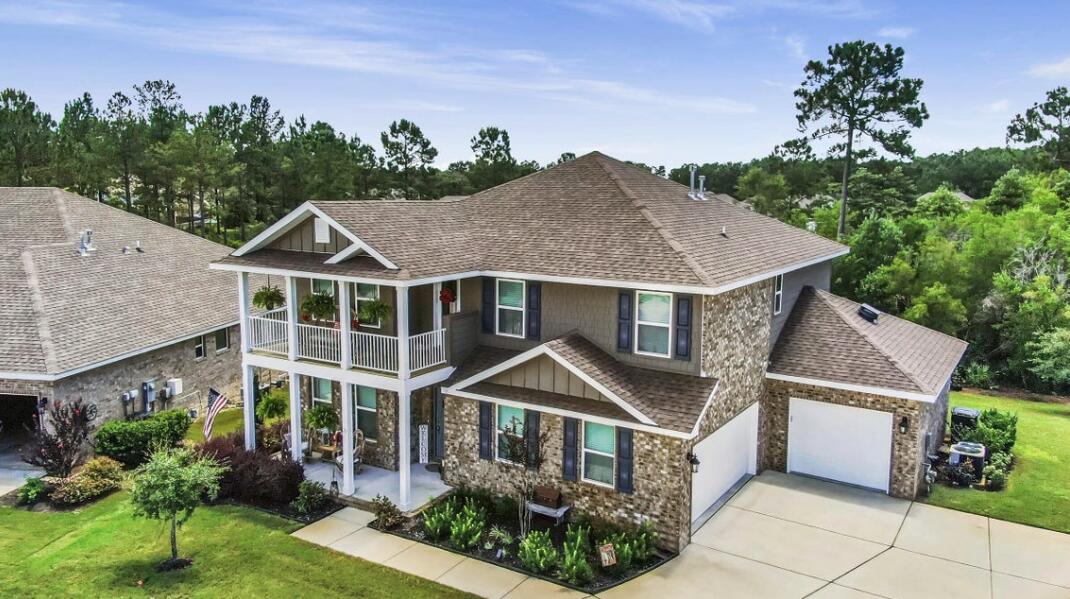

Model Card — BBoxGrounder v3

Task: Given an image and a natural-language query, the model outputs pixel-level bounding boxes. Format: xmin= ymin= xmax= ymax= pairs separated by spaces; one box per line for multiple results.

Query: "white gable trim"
xmin=324 ymin=243 xmax=365 ymax=265
xmin=446 ymin=345 xmax=657 ymax=426
xmin=765 ymin=372 xmax=937 ymax=403
xmin=688 ymin=379 xmax=722 ymax=438
xmin=446 ymin=389 xmax=692 ymax=440
xmin=230 ymin=202 xmax=399 ymax=270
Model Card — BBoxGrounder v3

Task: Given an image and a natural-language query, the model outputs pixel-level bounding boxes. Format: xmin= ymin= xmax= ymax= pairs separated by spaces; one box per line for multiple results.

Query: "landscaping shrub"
xmin=95 ymin=409 xmax=193 ymax=467
xmin=51 ymin=456 xmax=124 ymax=505
xmin=200 ymin=433 xmax=304 ymax=505
xmin=257 ymin=419 xmax=289 ymax=453
xmin=983 ymin=463 xmax=1008 ymax=491
xmin=485 ymin=525 xmax=515 ymax=556
xmin=22 ymin=399 xmax=97 ymax=477
xmin=423 ymin=496 xmax=457 ymax=540
xmin=517 ymin=530 xmax=559 ymax=574
xmin=290 ymin=480 xmax=331 ymax=514
xmin=17 ymin=477 xmax=47 ymax=505
xmin=559 ymin=523 xmax=594 ymax=585
xmin=631 ymin=521 xmax=659 ymax=562
xmin=449 ymin=499 xmax=486 ymax=550
xmin=989 ymin=451 xmax=1014 ymax=471
xmin=371 ymin=494 xmax=403 ymax=528
xmin=963 ymin=362 xmax=992 ymax=388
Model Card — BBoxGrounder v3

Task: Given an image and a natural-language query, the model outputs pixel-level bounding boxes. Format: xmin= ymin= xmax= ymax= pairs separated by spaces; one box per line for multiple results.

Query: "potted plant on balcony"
xmin=305 ymin=404 xmax=339 ymax=456
xmin=300 ymin=292 xmax=337 ymax=325
xmin=253 ymin=285 xmax=285 ymax=311
xmin=356 ymin=299 xmax=390 ymax=329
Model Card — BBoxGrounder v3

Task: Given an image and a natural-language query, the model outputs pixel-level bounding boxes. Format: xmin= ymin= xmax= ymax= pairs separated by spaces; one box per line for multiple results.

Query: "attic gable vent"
xmin=313 ymin=217 xmax=331 ymax=244
xmin=858 ymin=303 xmax=880 ymax=324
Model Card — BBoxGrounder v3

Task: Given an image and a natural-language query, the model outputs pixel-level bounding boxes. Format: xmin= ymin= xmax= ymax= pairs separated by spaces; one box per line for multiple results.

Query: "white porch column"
xmin=289 ymin=372 xmax=303 ymax=462
xmin=242 ymin=363 xmax=256 ymax=450
xmin=339 ymin=281 xmax=353 ymax=370
xmin=397 ymin=286 xmax=410 ymax=379
xmin=237 ymin=272 xmax=251 ymax=351
xmin=285 ymin=276 xmax=299 ymax=361
xmin=398 ymin=387 xmax=412 ymax=509
xmin=340 ymin=382 xmax=355 ymax=495
xmin=432 ymin=281 xmax=443 ymax=331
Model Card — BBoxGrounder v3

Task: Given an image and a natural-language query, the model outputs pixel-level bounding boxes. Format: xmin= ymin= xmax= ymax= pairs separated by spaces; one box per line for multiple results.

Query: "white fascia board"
xmin=706 ymin=249 xmax=849 ymax=295
xmin=765 ymin=372 xmax=937 ymax=403
xmin=324 ymin=244 xmax=365 ymax=264
xmin=209 ymin=262 xmax=410 ymax=288
xmin=444 ymin=388 xmax=692 ymax=440
xmin=688 ymin=378 xmax=722 ymax=439
xmin=0 ymin=322 xmax=240 ymax=383
xmin=242 ymin=352 xmax=405 ymax=392
xmin=307 ymin=204 xmax=399 ymax=270
xmin=448 ymin=344 xmax=657 ymax=426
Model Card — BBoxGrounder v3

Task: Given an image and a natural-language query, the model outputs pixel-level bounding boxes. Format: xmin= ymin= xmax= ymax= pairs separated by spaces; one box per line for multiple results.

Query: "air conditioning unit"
xmin=166 ymin=378 xmax=183 ymax=397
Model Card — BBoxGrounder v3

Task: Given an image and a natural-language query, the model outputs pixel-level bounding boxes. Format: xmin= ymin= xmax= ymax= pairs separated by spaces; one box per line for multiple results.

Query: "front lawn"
xmin=924 ymin=391 xmax=1070 ymax=533
xmin=185 ymin=408 xmax=245 ymax=444
xmin=0 ymin=492 xmax=473 ymax=598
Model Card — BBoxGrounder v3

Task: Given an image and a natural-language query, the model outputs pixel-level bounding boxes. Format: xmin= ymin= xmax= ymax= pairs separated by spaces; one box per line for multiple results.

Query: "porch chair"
xmin=332 ymin=429 xmax=365 ymax=477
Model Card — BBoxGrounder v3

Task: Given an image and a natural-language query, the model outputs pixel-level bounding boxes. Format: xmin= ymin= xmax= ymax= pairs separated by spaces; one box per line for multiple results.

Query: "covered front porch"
xmin=303 ymin=460 xmax=450 ymax=510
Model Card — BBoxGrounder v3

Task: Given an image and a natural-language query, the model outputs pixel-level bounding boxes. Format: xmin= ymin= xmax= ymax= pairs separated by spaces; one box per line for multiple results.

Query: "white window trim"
xmin=310 ymin=278 xmax=336 ymax=297
xmin=215 ymin=328 xmax=230 ymax=353
xmin=354 ymin=385 xmax=378 ymax=443
xmin=580 ymin=421 xmax=617 ymax=489
xmin=773 ymin=274 xmax=784 ymax=316
xmin=495 ymin=279 xmax=526 ymax=339
xmin=634 ymin=290 xmax=673 ymax=359
xmin=311 ymin=377 xmax=333 ymax=405
xmin=193 ymin=335 xmax=206 ymax=360
xmin=355 ymin=283 xmax=382 ymax=329
xmin=494 ymin=404 xmax=526 ymax=466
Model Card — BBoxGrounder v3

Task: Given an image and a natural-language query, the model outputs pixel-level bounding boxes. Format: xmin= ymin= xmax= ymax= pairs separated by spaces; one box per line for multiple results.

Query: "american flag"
xmin=203 ymin=388 xmax=229 ymax=439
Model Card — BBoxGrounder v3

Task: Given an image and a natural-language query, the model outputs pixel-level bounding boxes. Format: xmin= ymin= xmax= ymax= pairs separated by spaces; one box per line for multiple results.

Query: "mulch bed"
xmin=221 ymin=498 xmax=342 ymax=524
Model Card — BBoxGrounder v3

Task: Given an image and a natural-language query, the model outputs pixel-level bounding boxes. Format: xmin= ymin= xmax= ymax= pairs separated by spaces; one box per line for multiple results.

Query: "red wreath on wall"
xmin=439 ymin=287 xmax=456 ymax=304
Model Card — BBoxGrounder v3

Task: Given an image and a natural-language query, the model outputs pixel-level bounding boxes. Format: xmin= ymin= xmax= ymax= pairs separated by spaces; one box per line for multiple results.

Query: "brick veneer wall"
xmin=441 ymin=394 xmax=692 ymax=550
xmin=762 ymin=378 xmax=928 ymax=498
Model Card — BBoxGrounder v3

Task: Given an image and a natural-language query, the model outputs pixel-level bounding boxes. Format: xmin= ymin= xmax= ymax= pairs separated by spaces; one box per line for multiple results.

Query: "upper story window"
xmin=773 ymin=274 xmax=784 ymax=315
xmin=495 ymin=405 xmax=525 ymax=463
xmin=311 ymin=278 xmax=335 ymax=297
xmin=635 ymin=291 xmax=672 ymax=358
xmin=582 ymin=421 xmax=616 ymax=486
xmin=214 ymin=328 xmax=229 ymax=352
xmin=496 ymin=279 xmax=526 ymax=338
xmin=355 ymin=283 xmax=381 ymax=328
xmin=312 ymin=377 xmax=333 ymax=405
xmin=193 ymin=335 xmax=206 ymax=360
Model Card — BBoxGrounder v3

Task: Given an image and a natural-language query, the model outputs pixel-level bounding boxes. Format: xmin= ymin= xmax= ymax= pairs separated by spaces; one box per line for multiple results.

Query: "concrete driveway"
xmin=602 ymin=471 xmax=1070 ymax=599
xmin=0 ymin=436 xmax=43 ymax=496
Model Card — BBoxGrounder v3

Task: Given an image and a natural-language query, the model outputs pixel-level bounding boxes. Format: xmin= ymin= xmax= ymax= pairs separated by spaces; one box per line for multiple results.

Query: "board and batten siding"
xmin=268 ymin=215 xmax=351 ymax=254
xmin=489 ymin=353 xmax=606 ymax=401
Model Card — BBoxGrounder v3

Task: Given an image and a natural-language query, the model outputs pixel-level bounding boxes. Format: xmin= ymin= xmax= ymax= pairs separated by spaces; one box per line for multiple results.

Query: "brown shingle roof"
xmin=0 ymin=188 xmax=243 ymax=376
xmin=449 ymin=333 xmax=718 ymax=435
xmin=225 ymin=152 xmax=847 ymax=290
xmin=769 ymin=287 xmax=968 ymax=396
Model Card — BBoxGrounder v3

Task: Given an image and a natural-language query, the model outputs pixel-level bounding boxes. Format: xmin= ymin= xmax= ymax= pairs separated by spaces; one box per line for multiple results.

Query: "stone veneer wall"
xmin=696 ymin=281 xmax=773 ymax=461
xmin=441 ymin=394 xmax=692 ymax=550
xmin=762 ymin=378 xmax=928 ymax=498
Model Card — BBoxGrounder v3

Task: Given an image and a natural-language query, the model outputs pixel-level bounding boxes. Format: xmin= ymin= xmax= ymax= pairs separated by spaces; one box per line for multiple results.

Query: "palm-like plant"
xmin=300 ymin=292 xmax=337 ymax=323
xmin=356 ymin=299 xmax=391 ymax=327
xmin=252 ymin=285 xmax=285 ymax=311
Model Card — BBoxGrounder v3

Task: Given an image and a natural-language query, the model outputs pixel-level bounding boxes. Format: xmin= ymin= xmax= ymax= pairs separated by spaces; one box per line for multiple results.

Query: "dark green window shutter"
xmin=524 ymin=410 xmax=541 ymax=471
xmin=617 ymin=291 xmax=633 ymax=352
xmin=616 ymin=428 xmax=634 ymax=494
xmin=674 ymin=295 xmax=692 ymax=360
xmin=526 ymin=282 xmax=542 ymax=341
xmin=562 ymin=417 xmax=578 ymax=481
xmin=481 ymin=277 xmax=495 ymax=334
xmin=478 ymin=401 xmax=493 ymax=460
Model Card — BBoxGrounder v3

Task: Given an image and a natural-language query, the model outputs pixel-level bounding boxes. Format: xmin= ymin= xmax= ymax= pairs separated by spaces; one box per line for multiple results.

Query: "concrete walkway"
xmin=0 ymin=439 xmax=43 ymax=496
xmin=293 ymin=472 xmax=1070 ymax=599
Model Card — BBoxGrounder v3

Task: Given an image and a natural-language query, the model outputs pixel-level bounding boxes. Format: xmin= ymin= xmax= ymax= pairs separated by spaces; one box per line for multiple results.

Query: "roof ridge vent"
xmin=858 ymin=303 xmax=880 ymax=324
xmin=77 ymin=229 xmax=95 ymax=256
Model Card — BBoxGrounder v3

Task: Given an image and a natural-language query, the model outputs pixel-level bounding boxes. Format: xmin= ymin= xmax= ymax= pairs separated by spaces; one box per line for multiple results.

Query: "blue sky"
xmin=2 ymin=1 xmax=1069 ymax=167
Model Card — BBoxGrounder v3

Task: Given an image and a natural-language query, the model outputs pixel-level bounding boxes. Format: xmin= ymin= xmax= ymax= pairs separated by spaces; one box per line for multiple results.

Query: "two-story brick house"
xmin=213 ymin=152 xmax=966 ymax=551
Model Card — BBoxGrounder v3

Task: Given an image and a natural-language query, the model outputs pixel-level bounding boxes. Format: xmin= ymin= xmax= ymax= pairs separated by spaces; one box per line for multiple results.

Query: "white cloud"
xmin=877 ymin=26 xmax=915 ymax=39
xmin=565 ymin=0 xmax=870 ymax=33
xmin=984 ymin=99 xmax=1010 ymax=114
xmin=1028 ymin=56 xmax=1070 ymax=79
xmin=784 ymin=34 xmax=806 ymax=60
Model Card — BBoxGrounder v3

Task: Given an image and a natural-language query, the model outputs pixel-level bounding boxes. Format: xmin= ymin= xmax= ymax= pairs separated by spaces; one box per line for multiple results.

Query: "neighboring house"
xmin=0 ymin=188 xmax=244 ymax=442
xmin=213 ymin=152 xmax=966 ymax=551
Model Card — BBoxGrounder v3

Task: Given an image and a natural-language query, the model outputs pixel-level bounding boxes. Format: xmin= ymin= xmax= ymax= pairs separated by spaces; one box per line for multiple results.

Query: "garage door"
xmin=691 ymin=403 xmax=758 ymax=523
xmin=787 ymin=397 xmax=892 ymax=492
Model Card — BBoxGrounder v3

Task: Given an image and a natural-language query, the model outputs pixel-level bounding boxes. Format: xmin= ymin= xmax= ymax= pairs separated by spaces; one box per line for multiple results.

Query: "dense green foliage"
xmin=95 ymin=409 xmax=193 ymax=467
xmin=50 ymin=456 xmax=124 ymax=505
xmin=289 ymin=481 xmax=331 ymax=515
xmin=517 ymin=529 xmax=559 ymax=574
xmin=16 ymin=477 xmax=46 ymax=505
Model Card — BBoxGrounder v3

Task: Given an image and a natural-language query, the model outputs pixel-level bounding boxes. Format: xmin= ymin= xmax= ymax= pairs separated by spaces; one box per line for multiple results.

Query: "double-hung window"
xmin=312 ymin=377 xmax=333 ymax=406
xmin=582 ymin=422 xmax=616 ymax=486
xmin=495 ymin=405 xmax=525 ymax=463
xmin=354 ymin=385 xmax=378 ymax=442
xmin=355 ymin=284 xmax=381 ymax=328
xmin=214 ymin=328 xmax=229 ymax=352
xmin=635 ymin=291 xmax=672 ymax=358
xmin=311 ymin=278 xmax=335 ymax=297
xmin=193 ymin=335 xmax=206 ymax=360
xmin=773 ymin=274 xmax=784 ymax=315
xmin=495 ymin=279 xmax=525 ymax=338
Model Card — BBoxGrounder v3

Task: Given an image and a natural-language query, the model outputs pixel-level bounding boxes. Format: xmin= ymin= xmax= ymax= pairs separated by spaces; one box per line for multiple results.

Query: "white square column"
xmin=395 ymin=285 xmax=412 ymax=509
xmin=289 ymin=372 xmax=303 ymax=462
xmin=432 ymin=281 xmax=443 ymax=331
xmin=339 ymin=281 xmax=353 ymax=370
xmin=242 ymin=363 xmax=256 ymax=450
xmin=285 ymin=276 xmax=299 ymax=361
xmin=340 ymin=382 xmax=354 ymax=495
xmin=237 ymin=272 xmax=251 ymax=351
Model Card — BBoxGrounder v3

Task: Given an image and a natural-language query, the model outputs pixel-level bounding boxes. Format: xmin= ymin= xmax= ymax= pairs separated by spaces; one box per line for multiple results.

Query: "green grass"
xmin=924 ymin=391 xmax=1070 ymax=533
xmin=0 ymin=492 xmax=473 ymax=598
xmin=185 ymin=408 xmax=246 ymax=444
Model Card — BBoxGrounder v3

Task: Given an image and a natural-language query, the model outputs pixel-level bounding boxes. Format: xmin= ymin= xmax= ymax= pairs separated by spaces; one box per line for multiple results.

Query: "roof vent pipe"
xmin=135 ymin=240 xmax=144 ymax=253
xmin=688 ymin=165 xmax=697 ymax=199
xmin=77 ymin=229 xmax=95 ymax=256
xmin=122 ymin=245 xmax=130 ymax=255
xmin=698 ymin=175 xmax=707 ymax=200
xmin=720 ymin=225 xmax=728 ymax=237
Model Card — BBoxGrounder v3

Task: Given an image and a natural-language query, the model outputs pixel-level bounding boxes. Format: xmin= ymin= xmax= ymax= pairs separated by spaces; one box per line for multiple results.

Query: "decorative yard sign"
xmin=599 ymin=543 xmax=617 ymax=568
xmin=419 ymin=424 xmax=429 ymax=464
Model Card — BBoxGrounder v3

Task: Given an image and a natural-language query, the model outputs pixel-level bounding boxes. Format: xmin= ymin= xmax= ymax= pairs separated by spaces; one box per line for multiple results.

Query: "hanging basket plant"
xmin=439 ymin=287 xmax=456 ymax=305
xmin=252 ymin=285 xmax=285 ymax=311
xmin=357 ymin=299 xmax=391 ymax=327
xmin=300 ymin=292 xmax=337 ymax=323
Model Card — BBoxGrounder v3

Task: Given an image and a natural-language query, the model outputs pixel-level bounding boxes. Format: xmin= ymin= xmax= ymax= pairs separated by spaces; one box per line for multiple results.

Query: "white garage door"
xmin=691 ymin=403 xmax=759 ymax=523
xmin=787 ymin=397 xmax=893 ymax=493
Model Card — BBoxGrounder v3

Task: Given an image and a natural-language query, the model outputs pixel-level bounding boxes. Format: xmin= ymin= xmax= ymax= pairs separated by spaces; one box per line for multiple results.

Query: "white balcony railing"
xmin=249 ymin=307 xmax=288 ymax=356
xmin=297 ymin=323 xmax=341 ymax=364
xmin=352 ymin=331 xmax=399 ymax=373
xmin=410 ymin=329 xmax=447 ymax=372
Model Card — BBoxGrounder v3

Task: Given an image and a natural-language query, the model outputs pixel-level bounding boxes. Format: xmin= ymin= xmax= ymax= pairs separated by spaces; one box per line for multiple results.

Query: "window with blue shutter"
xmin=478 ymin=401 xmax=493 ymax=460
xmin=481 ymin=277 xmax=495 ymax=334
xmin=524 ymin=411 xmax=541 ymax=470
xmin=617 ymin=291 xmax=633 ymax=352
xmin=526 ymin=282 xmax=541 ymax=341
xmin=562 ymin=418 xmax=578 ymax=481
xmin=616 ymin=428 xmax=634 ymax=494
xmin=675 ymin=295 xmax=692 ymax=360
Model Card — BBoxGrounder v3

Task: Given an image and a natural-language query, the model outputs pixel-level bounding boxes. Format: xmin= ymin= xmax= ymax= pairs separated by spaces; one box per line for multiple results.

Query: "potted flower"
xmin=357 ymin=299 xmax=391 ymax=328
xmin=252 ymin=285 xmax=285 ymax=311
xmin=439 ymin=286 xmax=456 ymax=305
xmin=300 ymin=292 xmax=337 ymax=325
xmin=305 ymin=404 xmax=339 ymax=455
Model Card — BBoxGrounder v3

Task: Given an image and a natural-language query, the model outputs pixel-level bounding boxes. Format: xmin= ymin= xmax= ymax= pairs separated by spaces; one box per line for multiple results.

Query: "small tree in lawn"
xmin=22 ymin=398 xmax=97 ymax=477
xmin=130 ymin=447 xmax=226 ymax=571
xmin=496 ymin=415 xmax=549 ymax=538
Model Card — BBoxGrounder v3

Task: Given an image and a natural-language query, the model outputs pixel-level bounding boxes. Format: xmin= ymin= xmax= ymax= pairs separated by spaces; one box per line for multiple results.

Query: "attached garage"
xmin=787 ymin=397 xmax=892 ymax=492
xmin=691 ymin=403 xmax=759 ymax=524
